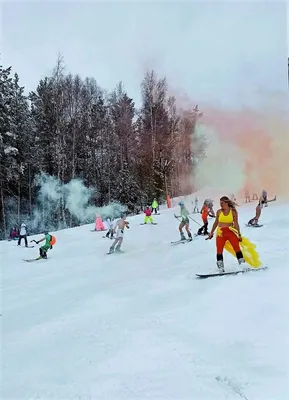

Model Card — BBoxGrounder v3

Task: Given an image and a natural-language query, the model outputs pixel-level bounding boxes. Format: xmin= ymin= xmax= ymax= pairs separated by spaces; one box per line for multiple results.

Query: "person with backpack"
xmin=36 ymin=231 xmax=56 ymax=259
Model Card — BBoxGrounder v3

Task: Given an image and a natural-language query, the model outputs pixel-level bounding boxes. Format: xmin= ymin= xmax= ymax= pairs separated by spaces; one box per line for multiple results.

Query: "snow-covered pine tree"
xmin=139 ymin=70 xmax=169 ymax=200
xmin=0 ymin=64 xmax=20 ymax=237
xmin=9 ymin=73 xmax=33 ymax=223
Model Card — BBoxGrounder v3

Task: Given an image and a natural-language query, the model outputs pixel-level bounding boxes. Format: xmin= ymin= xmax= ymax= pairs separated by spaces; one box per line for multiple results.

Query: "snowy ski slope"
xmin=1 ymin=199 xmax=289 ymax=399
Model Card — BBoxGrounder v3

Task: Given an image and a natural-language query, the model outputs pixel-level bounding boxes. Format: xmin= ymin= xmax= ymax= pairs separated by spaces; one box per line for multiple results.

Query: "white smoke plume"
xmin=30 ymin=173 xmax=126 ymax=234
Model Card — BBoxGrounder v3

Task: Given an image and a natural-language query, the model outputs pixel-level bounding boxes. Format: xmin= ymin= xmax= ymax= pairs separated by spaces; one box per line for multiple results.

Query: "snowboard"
xmin=245 ymin=224 xmax=263 ymax=228
xmin=171 ymin=238 xmax=193 ymax=245
xmin=90 ymin=229 xmax=107 ymax=232
xmin=106 ymin=250 xmax=125 ymax=255
xmin=23 ymin=257 xmax=47 ymax=263
xmin=102 ymin=236 xmax=115 ymax=240
xmin=140 ymin=223 xmax=158 ymax=225
xmin=196 ymin=266 xmax=268 ymax=279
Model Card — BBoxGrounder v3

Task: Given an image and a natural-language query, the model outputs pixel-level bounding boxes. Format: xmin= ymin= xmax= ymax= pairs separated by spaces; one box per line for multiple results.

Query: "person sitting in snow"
xmin=9 ymin=226 xmax=19 ymax=241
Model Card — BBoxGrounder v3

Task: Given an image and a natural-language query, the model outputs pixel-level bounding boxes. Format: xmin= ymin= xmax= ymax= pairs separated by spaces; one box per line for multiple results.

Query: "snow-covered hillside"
xmin=1 ymin=199 xmax=289 ymax=399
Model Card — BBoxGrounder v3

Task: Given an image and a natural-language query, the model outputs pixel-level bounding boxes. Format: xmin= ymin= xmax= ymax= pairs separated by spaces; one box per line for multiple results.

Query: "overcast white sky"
xmin=1 ymin=1 xmax=288 ymax=108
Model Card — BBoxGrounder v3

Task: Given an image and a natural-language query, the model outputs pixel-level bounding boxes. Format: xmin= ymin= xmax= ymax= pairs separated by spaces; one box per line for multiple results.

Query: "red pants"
xmin=216 ymin=227 xmax=241 ymax=254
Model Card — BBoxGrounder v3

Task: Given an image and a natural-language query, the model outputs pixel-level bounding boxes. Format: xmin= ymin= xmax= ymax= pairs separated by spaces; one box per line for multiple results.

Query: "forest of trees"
xmin=0 ymin=56 xmax=206 ymax=239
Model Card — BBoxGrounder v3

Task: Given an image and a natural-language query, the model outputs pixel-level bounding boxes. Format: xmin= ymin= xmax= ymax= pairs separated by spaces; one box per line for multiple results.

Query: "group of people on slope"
xmin=9 ymin=221 xmax=56 ymax=260
xmin=176 ymin=190 xmax=275 ymax=273
xmin=175 ymin=198 xmax=215 ymax=240
xmin=9 ymin=222 xmax=30 ymax=247
xmin=105 ymin=198 xmax=159 ymax=253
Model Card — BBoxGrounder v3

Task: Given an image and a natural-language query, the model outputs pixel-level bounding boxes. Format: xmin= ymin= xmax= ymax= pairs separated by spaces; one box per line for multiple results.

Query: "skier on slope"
xmin=174 ymin=201 xmax=192 ymax=241
xmin=105 ymin=217 xmax=114 ymax=239
xmin=35 ymin=231 xmax=56 ymax=259
xmin=206 ymin=196 xmax=244 ymax=272
xmin=151 ymin=198 xmax=159 ymax=215
xmin=108 ymin=214 xmax=130 ymax=254
xmin=143 ymin=205 xmax=154 ymax=224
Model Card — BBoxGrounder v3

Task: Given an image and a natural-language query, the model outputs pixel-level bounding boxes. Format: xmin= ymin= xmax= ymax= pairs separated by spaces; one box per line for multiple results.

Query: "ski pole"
xmin=189 ymin=215 xmax=202 ymax=226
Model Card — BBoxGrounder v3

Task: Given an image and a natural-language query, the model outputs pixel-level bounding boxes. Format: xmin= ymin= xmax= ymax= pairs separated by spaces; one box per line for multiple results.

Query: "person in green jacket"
xmin=36 ymin=231 xmax=53 ymax=259
xmin=152 ymin=198 xmax=159 ymax=214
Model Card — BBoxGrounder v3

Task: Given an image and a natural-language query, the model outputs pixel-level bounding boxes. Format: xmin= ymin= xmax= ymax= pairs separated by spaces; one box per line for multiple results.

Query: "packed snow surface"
xmin=1 ymin=200 xmax=289 ymax=399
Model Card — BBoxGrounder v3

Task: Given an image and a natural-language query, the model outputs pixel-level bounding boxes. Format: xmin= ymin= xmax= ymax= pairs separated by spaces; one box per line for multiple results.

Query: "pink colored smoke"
xmin=189 ymin=99 xmax=289 ymax=200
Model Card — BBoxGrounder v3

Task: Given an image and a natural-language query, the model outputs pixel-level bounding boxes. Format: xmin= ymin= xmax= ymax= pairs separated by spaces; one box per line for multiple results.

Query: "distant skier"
xmin=36 ymin=231 xmax=56 ymax=259
xmin=192 ymin=196 xmax=199 ymax=213
xmin=105 ymin=217 xmax=114 ymax=239
xmin=18 ymin=222 xmax=28 ymax=247
xmin=143 ymin=205 xmax=154 ymax=224
xmin=151 ymin=198 xmax=159 ymax=215
xmin=206 ymin=196 xmax=244 ymax=272
xmin=108 ymin=214 xmax=129 ymax=254
xmin=245 ymin=189 xmax=251 ymax=203
xmin=197 ymin=203 xmax=209 ymax=236
xmin=174 ymin=201 xmax=192 ymax=241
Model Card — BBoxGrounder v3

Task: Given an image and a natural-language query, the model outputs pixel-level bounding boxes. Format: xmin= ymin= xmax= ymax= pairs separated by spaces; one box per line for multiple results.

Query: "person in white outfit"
xmin=105 ymin=217 xmax=114 ymax=239
xmin=108 ymin=214 xmax=129 ymax=253
xmin=192 ymin=196 xmax=199 ymax=213
xmin=18 ymin=222 xmax=28 ymax=247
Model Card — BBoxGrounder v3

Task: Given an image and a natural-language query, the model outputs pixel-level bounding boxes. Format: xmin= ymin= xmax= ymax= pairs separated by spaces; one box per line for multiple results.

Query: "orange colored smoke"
xmin=198 ymin=104 xmax=289 ymax=199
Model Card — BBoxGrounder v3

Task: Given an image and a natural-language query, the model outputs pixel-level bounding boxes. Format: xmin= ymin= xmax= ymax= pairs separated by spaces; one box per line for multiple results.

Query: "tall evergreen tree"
xmin=0 ymin=58 xmax=206 ymax=239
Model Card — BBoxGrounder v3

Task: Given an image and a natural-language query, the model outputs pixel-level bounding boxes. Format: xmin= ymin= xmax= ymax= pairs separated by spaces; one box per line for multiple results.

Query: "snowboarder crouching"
xmin=36 ymin=231 xmax=56 ymax=259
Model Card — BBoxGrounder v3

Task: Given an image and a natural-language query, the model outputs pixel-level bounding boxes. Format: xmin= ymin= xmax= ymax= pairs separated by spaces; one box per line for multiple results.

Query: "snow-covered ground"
xmin=1 ymin=199 xmax=289 ymax=400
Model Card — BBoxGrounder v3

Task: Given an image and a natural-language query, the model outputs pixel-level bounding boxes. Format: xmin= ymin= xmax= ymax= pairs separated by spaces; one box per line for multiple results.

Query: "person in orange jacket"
xmin=197 ymin=203 xmax=209 ymax=235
